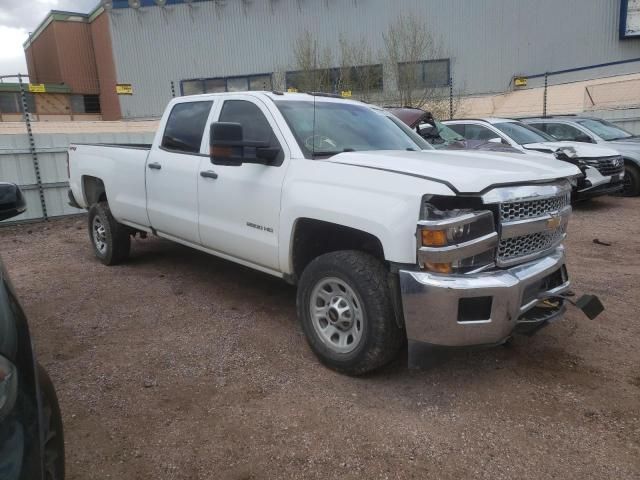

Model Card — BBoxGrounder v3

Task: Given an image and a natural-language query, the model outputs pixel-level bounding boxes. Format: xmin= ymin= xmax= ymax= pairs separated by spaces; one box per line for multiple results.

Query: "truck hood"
xmin=607 ymin=138 xmax=640 ymax=158
xmin=325 ymin=150 xmax=580 ymax=193
xmin=522 ymin=141 xmax=619 ymax=158
xmin=609 ymin=137 xmax=640 ymax=146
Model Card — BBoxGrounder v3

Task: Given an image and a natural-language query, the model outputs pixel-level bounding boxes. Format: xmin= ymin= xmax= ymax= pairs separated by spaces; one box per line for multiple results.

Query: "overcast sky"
xmin=0 ymin=0 xmax=98 ymax=78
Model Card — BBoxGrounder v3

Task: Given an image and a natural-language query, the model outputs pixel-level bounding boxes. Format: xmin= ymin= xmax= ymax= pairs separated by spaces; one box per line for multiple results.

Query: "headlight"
xmin=417 ymin=203 xmax=498 ymax=274
xmin=0 ymin=355 xmax=18 ymax=420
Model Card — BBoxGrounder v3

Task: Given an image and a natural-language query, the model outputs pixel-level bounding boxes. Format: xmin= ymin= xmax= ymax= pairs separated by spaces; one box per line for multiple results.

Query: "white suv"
xmin=521 ymin=116 xmax=640 ymax=196
xmin=443 ymin=118 xmax=624 ymax=200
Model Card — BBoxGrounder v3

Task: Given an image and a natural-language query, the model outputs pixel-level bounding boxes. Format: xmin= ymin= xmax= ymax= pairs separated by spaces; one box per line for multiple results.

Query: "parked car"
xmin=68 ymin=92 xmax=582 ymax=375
xmin=0 ymin=182 xmax=65 ymax=480
xmin=444 ymin=118 xmax=625 ymax=200
xmin=386 ymin=107 xmax=521 ymax=153
xmin=520 ymin=116 xmax=640 ymax=196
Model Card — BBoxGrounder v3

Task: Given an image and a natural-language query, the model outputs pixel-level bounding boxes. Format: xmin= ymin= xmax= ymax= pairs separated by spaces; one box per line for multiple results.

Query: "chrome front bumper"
xmin=399 ymin=247 xmax=570 ymax=347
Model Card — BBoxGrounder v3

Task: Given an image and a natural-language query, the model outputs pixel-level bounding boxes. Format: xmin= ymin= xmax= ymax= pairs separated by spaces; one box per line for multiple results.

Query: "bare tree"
xmin=292 ymin=31 xmax=334 ymax=92
xmin=382 ymin=15 xmax=455 ymax=111
xmin=337 ymin=35 xmax=383 ymax=103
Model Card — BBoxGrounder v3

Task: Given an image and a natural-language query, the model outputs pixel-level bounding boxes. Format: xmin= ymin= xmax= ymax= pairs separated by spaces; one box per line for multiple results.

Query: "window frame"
xmin=160 ymin=100 xmax=214 ymax=156
xmin=398 ymin=58 xmax=451 ymax=89
xmin=285 ymin=64 xmax=384 ymax=94
xmin=180 ymin=73 xmax=274 ymax=96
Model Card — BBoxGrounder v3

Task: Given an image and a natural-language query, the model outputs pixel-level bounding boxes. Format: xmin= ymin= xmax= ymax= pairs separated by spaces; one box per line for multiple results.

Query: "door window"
xmin=462 ymin=124 xmax=500 ymax=141
xmin=218 ymin=100 xmax=283 ymax=164
xmin=537 ymin=122 xmax=592 ymax=142
xmin=161 ymin=101 xmax=213 ymax=154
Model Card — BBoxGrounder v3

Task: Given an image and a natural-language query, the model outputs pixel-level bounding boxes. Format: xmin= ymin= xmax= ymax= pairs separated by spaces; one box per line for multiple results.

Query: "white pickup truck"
xmin=68 ymin=92 xmax=581 ymax=375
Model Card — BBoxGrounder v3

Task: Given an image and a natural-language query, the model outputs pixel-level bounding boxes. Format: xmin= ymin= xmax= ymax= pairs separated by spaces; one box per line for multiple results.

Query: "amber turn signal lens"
xmin=421 ymin=229 xmax=447 ymax=246
xmin=424 ymin=262 xmax=452 ymax=274
xmin=211 ymin=146 xmax=233 ymax=157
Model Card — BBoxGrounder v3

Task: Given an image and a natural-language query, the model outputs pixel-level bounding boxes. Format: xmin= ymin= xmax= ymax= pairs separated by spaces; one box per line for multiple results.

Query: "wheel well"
xmin=291 ymin=218 xmax=385 ymax=280
xmin=624 ymin=158 xmax=640 ymax=170
xmin=82 ymin=176 xmax=107 ymax=205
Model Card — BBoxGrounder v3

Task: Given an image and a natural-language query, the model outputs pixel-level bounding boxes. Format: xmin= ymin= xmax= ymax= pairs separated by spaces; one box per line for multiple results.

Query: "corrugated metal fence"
xmin=0 ymin=130 xmax=154 ymax=224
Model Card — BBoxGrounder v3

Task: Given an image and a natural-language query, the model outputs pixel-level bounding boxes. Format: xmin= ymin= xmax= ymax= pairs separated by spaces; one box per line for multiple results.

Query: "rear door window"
xmin=535 ymin=122 xmax=589 ymax=142
xmin=162 ymin=101 xmax=213 ymax=154
xmin=458 ymin=124 xmax=499 ymax=141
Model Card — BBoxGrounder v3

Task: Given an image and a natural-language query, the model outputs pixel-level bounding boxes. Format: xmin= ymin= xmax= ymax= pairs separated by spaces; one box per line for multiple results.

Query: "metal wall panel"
xmin=595 ymin=108 xmax=640 ymax=134
xmin=108 ymin=0 xmax=640 ymax=118
xmin=0 ymin=131 xmax=154 ymax=224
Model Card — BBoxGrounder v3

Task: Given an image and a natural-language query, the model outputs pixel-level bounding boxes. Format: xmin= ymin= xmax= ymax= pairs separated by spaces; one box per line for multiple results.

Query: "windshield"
xmin=275 ymin=100 xmax=430 ymax=158
xmin=493 ymin=121 xmax=555 ymax=145
xmin=418 ymin=121 xmax=464 ymax=147
xmin=435 ymin=121 xmax=464 ymax=142
xmin=576 ymin=119 xmax=635 ymax=141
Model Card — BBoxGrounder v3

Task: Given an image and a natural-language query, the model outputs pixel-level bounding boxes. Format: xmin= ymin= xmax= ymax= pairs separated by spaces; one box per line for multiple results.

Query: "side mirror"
xmin=0 ymin=183 xmax=26 ymax=221
xmin=488 ymin=137 xmax=504 ymax=144
xmin=575 ymin=134 xmax=595 ymax=144
xmin=209 ymin=122 xmax=280 ymax=166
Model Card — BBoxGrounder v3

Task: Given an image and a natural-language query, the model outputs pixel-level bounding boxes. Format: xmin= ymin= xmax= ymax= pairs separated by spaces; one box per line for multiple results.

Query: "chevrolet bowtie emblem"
xmin=546 ymin=215 xmax=562 ymax=230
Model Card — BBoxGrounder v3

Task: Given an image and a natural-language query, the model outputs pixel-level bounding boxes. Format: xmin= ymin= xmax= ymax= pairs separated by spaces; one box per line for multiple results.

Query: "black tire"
xmin=296 ymin=250 xmax=404 ymax=375
xmin=622 ymin=162 xmax=640 ymax=197
xmin=88 ymin=201 xmax=130 ymax=265
xmin=37 ymin=364 xmax=65 ymax=480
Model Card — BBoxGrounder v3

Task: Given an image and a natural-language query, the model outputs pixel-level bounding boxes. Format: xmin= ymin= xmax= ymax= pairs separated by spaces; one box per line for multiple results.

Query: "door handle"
xmin=200 ymin=170 xmax=218 ymax=179
xmin=148 ymin=162 xmax=162 ymax=170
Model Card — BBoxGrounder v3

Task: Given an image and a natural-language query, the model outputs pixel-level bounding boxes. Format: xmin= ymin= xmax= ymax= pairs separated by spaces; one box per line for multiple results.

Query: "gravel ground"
xmin=1 ymin=196 xmax=639 ymax=479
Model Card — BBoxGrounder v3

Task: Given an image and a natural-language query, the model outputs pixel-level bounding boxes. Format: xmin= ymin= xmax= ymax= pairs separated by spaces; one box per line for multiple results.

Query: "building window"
xmin=285 ymin=65 xmax=383 ymax=94
xmin=0 ymin=92 xmax=36 ymax=114
xmin=226 ymin=77 xmax=248 ymax=92
xmin=70 ymin=95 xmax=101 ymax=114
xmin=249 ymin=74 xmax=273 ymax=91
xmin=180 ymin=74 xmax=273 ymax=96
xmin=399 ymin=59 xmax=450 ymax=88
xmin=204 ymin=78 xmax=226 ymax=93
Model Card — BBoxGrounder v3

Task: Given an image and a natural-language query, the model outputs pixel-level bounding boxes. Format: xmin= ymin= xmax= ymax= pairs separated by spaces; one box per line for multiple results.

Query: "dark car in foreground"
xmin=0 ymin=183 xmax=65 ymax=480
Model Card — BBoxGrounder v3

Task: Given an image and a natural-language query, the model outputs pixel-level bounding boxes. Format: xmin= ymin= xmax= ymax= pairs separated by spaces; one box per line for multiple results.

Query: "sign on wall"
xmin=620 ymin=0 xmax=640 ymax=38
xmin=28 ymin=84 xmax=46 ymax=93
xmin=116 ymin=84 xmax=133 ymax=95
xmin=514 ymin=77 xmax=528 ymax=88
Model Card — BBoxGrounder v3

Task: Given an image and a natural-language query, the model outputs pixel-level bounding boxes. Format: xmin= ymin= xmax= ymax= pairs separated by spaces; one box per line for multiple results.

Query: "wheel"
xmin=296 ymin=250 xmax=404 ymax=375
xmin=622 ymin=162 xmax=640 ymax=197
xmin=37 ymin=365 xmax=65 ymax=480
xmin=88 ymin=201 xmax=130 ymax=265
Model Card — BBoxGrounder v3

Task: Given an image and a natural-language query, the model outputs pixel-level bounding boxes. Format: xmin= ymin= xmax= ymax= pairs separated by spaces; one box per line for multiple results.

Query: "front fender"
xmin=278 ymin=161 xmax=455 ymax=274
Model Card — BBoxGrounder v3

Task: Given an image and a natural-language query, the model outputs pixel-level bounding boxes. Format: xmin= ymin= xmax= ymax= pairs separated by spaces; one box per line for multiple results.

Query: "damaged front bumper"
xmin=399 ymin=247 xmax=570 ymax=347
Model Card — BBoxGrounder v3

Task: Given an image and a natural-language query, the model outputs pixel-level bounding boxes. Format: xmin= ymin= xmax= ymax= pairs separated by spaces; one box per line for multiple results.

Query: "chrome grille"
xmin=498 ymin=227 xmax=566 ymax=262
xmin=483 ymin=184 xmax=572 ymax=267
xmin=500 ymin=193 xmax=570 ymax=222
xmin=583 ymin=156 xmax=624 ymax=177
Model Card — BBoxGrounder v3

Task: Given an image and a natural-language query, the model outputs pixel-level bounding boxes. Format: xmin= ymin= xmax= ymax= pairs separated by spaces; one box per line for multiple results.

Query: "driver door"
xmin=197 ymin=96 xmax=290 ymax=272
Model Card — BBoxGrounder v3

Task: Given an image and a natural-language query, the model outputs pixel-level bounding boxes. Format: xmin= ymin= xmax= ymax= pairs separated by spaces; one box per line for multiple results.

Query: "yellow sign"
xmin=514 ymin=77 xmax=528 ymax=87
xmin=28 ymin=84 xmax=46 ymax=93
xmin=340 ymin=90 xmax=352 ymax=98
xmin=287 ymin=87 xmax=298 ymax=93
xmin=116 ymin=84 xmax=133 ymax=95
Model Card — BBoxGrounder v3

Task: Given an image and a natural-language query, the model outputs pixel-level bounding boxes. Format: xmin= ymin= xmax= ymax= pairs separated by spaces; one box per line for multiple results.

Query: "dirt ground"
xmin=1 ymin=196 xmax=639 ymax=479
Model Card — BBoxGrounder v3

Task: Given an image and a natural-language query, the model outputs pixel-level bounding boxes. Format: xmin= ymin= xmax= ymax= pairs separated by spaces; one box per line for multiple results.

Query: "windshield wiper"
xmin=311 ymin=148 xmax=357 ymax=158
